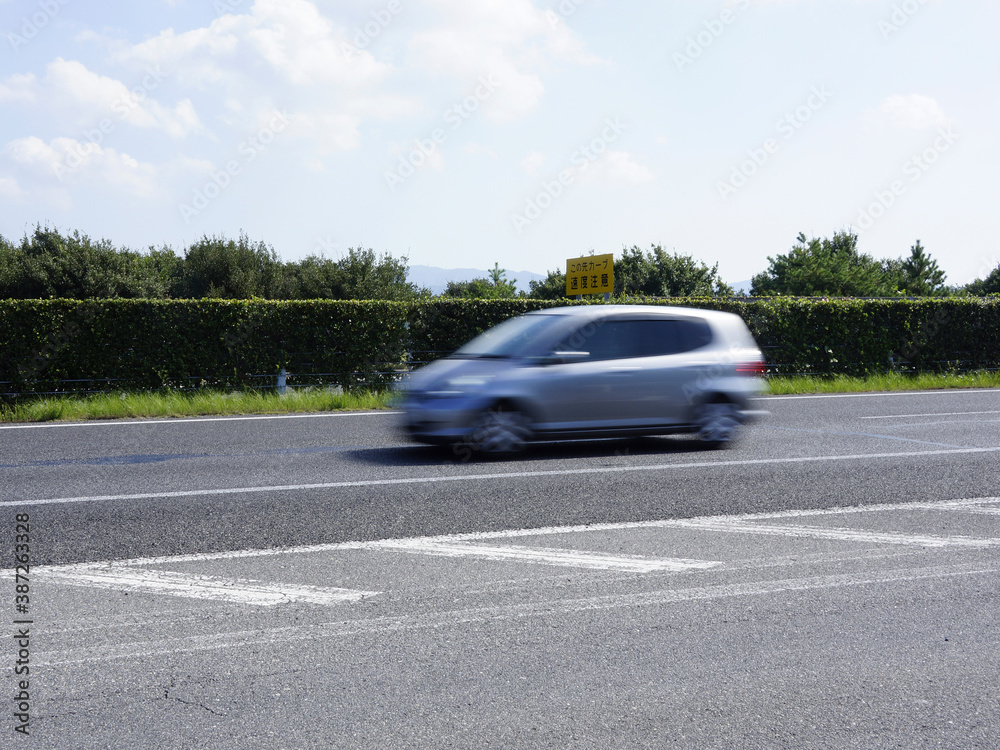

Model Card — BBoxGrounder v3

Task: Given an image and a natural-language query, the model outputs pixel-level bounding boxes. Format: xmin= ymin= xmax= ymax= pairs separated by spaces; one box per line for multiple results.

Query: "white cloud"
xmin=0 ymin=73 xmax=37 ymax=104
xmin=520 ymin=150 xmax=546 ymax=175
xmin=408 ymin=0 xmax=601 ymax=121
xmin=463 ymin=142 xmax=499 ymax=158
xmin=1 ymin=59 xmax=203 ymax=139
xmin=574 ymin=151 xmax=654 ymax=186
xmin=121 ymin=0 xmax=390 ymax=89
xmin=0 ymin=175 xmax=22 ymax=199
xmin=877 ymin=94 xmax=952 ymax=129
xmin=108 ymin=0 xmax=415 ymax=157
xmin=3 ymin=136 xmax=161 ymax=198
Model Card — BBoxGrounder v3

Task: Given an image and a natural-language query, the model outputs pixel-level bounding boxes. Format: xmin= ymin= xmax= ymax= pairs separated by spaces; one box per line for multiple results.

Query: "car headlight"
xmin=425 ymin=375 xmax=495 ymax=397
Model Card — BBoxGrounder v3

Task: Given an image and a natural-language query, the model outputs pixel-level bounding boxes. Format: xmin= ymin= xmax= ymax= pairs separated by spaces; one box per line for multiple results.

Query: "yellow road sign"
xmin=566 ymin=253 xmax=614 ymax=296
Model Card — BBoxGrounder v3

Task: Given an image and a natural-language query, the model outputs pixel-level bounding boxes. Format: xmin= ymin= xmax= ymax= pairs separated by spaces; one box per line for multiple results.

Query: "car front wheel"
xmin=467 ymin=403 xmax=532 ymax=455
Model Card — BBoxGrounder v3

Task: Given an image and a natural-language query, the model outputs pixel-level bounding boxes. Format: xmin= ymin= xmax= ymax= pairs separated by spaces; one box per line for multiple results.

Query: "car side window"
xmin=556 ymin=318 xmax=714 ymax=361
xmin=637 ymin=319 xmax=714 ymax=355
xmin=676 ymin=318 xmax=713 ymax=351
xmin=555 ymin=320 xmax=642 ymax=361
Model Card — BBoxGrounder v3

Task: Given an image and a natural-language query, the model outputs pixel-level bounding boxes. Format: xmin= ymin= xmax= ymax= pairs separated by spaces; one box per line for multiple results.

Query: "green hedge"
xmin=2 ymin=298 xmax=999 ymax=396
xmin=0 ymin=299 xmax=410 ymax=394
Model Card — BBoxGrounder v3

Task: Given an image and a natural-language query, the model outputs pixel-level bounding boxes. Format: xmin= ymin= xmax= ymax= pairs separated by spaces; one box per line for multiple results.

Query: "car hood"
xmin=398 ymin=356 xmax=520 ymax=394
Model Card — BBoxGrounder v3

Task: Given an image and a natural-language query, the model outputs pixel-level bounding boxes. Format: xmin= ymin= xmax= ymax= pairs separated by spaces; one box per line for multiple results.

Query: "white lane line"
xmin=0 ymin=411 xmax=400 ymax=430
xmin=35 ymin=561 xmax=1000 ymax=667
xmin=9 ymin=446 xmax=1000 ymax=508
xmin=36 ymin=566 xmax=378 ymax=606
xmin=375 ymin=540 xmax=720 ymax=573
xmin=14 ymin=496 xmax=996 ymax=572
xmin=763 ymin=389 xmax=1000 ymax=400
xmin=667 ymin=521 xmax=999 ymax=548
xmin=860 ymin=411 xmax=1000 ymax=419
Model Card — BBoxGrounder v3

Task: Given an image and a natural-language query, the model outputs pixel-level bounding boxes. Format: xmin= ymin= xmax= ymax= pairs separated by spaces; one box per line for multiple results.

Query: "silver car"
xmin=396 ymin=305 xmax=766 ymax=453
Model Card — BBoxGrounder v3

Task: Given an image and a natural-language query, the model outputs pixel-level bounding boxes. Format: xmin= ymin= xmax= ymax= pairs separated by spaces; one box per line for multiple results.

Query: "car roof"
xmin=527 ymin=304 xmax=735 ymax=321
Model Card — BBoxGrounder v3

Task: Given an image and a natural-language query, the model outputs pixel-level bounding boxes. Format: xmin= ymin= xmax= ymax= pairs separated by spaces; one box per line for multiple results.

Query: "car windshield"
xmin=453 ymin=314 xmax=565 ymax=359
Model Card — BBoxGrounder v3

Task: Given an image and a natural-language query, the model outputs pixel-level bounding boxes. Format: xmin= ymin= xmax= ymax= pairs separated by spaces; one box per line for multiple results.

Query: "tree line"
xmin=1 ymin=226 xmax=997 ymax=301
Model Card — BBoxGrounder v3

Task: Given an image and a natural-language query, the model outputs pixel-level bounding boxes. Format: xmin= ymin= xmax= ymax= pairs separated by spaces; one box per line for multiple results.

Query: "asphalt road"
xmin=3 ymin=389 xmax=1000 ymax=748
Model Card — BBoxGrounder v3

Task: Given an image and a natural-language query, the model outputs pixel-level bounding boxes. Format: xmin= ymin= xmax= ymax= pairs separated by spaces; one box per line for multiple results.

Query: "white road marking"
xmin=16 ymin=496 xmax=999 ymax=575
xmin=36 ymin=561 xmax=1000 ymax=667
xmin=0 ymin=411 xmax=399 ymax=430
xmin=860 ymin=411 xmax=1000 ymax=419
xmin=763 ymin=389 xmax=1000 ymax=400
xmin=375 ymin=540 xmax=720 ymax=572
xmin=667 ymin=520 xmax=999 ymax=548
xmin=36 ymin=565 xmax=378 ymax=606
xmin=9 ymin=447 xmax=1000 ymax=508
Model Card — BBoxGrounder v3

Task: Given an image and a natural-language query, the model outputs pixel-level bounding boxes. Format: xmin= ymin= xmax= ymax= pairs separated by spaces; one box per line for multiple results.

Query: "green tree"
xmin=283 ymin=254 xmax=342 ymax=299
xmin=615 ymin=245 xmax=734 ymax=297
xmin=527 ymin=269 xmax=568 ymax=300
xmin=0 ymin=226 xmax=175 ymax=299
xmin=750 ymin=231 xmax=896 ymax=297
xmin=965 ymin=263 xmax=1000 ymax=296
xmin=898 ymin=240 xmax=947 ymax=296
xmin=327 ymin=247 xmax=427 ymax=300
xmin=444 ymin=263 xmax=520 ymax=299
xmin=173 ymin=232 xmax=284 ymax=299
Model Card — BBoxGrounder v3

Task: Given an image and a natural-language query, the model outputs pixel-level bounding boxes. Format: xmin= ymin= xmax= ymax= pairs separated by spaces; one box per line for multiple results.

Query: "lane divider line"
xmin=860 ymin=411 xmax=1000 ymax=420
xmin=16 ymin=496 xmax=999 ymax=572
xmin=8 ymin=447 xmax=1000 ymax=508
xmin=0 ymin=411 xmax=401 ymax=430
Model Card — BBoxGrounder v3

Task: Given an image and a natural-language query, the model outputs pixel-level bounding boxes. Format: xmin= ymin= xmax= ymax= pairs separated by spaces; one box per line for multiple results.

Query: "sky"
xmin=1 ymin=0 xmax=998 ymax=288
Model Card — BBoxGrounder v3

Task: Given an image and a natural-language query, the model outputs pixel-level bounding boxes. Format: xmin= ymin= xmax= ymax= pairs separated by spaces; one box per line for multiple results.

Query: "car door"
xmin=530 ymin=318 xmax=653 ymax=432
xmin=632 ymin=317 xmax=716 ymax=423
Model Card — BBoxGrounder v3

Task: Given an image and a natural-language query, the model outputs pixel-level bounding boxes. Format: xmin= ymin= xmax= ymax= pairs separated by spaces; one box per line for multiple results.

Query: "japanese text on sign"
xmin=565 ymin=254 xmax=614 ymax=296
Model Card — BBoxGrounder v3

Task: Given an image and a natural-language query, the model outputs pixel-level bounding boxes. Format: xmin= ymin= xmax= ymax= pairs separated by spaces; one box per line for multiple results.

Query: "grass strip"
xmin=766 ymin=370 xmax=1000 ymax=395
xmin=0 ymin=388 xmax=394 ymax=423
xmin=1 ymin=371 xmax=998 ymax=423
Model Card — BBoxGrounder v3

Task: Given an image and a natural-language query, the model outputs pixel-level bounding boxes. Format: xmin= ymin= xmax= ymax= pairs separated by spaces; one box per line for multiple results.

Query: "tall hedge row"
xmin=1 ymin=298 xmax=998 ymax=396
xmin=0 ymin=299 xmax=411 ymax=394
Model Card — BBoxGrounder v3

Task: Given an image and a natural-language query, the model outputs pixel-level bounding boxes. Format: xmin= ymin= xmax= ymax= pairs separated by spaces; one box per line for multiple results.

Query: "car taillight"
xmin=736 ymin=361 xmax=767 ymax=375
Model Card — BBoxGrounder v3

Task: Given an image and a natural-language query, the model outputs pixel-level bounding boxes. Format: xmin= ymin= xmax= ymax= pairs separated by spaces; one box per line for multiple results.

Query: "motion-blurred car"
xmin=395 ymin=305 xmax=767 ymax=454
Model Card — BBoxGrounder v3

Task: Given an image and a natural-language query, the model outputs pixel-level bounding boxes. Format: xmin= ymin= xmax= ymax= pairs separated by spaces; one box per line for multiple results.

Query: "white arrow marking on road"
xmin=374 ymin=540 xmax=721 ymax=573
xmin=36 ymin=566 xmax=378 ymax=606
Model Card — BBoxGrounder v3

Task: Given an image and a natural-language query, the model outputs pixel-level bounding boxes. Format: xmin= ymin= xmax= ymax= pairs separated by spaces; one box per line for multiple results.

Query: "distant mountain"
xmin=731 ymin=279 xmax=753 ymax=295
xmin=408 ymin=265 xmax=545 ymax=295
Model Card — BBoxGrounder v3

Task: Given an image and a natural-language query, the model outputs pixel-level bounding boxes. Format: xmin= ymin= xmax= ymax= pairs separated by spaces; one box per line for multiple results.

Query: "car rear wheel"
xmin=694 ymin=400 xmax=741 ymax=448
xmin=467 ymin=403 xmax=532 ymax=455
